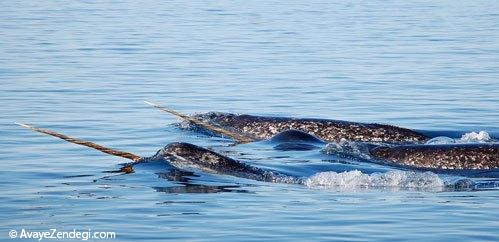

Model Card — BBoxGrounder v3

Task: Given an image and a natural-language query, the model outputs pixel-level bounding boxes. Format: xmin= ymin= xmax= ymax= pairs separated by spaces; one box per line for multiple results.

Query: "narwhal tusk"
xmin=15 ymin=122 xmax=142 ymax=162
xmin=144 ymin=101 xmax=255 ymax=143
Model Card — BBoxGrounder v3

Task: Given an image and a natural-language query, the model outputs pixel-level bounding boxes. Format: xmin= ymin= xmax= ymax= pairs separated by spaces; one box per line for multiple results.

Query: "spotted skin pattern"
xmin=371 ymin=143 xmax=499 ymax=169
xmin=155 ymin=142 xmax=499 ymax=174
xmin=150 ymin=142 xmax=297 ymax=183
xmin=194 ymin=112 xmax=429 ymax=143
xmin=17 ymin=123 xmax=499 ymax=179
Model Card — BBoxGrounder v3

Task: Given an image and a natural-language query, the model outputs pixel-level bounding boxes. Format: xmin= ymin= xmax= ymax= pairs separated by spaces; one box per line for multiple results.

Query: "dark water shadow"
xmin=153 ymin=170 xmax=252 ymax=194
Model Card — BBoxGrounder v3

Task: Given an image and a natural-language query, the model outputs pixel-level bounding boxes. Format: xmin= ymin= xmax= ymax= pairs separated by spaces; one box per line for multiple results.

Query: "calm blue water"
xmin=1 ymin=1 xmax=499 ymax=241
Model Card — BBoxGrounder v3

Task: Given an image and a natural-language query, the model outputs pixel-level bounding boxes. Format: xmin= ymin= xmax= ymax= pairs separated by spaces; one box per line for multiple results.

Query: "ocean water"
xmin=1 ymin=1 xmax=499 ymax=241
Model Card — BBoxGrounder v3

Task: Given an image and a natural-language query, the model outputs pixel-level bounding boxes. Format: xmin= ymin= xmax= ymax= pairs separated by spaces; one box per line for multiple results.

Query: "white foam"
xmin=305 ymin=170 xmax=445 ymax=190
xmin=460 ymin=131 xmax=491 ymax=143
xmin=425 ymin=131 xmax=492 ymax=145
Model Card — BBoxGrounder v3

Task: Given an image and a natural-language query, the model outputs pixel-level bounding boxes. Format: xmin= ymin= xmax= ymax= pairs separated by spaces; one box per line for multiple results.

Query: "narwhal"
xmin=16 ymin=123 xmax=499 ymax=183
xmin=145 ymin=101 xmax=429 ymax=143
xmin=370 ymin=143 xmax=499 ymax=170
xmin=144 ymin=102 xmax=498 ymax=170
xmin=16 ymin=123 xmax=297 ymax=183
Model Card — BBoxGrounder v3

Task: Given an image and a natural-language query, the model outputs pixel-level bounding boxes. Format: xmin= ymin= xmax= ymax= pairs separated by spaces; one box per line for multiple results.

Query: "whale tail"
xmin=144 ymin=101 xmax=255 ymax=143
xmin=16 ymin=123 xmax=142 ymax=172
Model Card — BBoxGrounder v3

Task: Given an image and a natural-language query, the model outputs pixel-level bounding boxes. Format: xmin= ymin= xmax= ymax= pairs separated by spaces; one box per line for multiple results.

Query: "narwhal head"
xmin=150 ymin=142 xmax=296 ymax=183
xmin=151 ymin=142 xmax=248 ymax=173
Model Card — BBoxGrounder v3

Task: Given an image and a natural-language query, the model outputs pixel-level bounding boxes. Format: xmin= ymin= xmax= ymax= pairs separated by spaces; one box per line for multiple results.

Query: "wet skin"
xmin=371 ymin=143 xmax=499 ymax=170
xmin=141 ymin=131 xmax=499 ymax=181
xmin=144 ymin=142 xmax=297 ymax=183
xmin=17 ymin=124 xmax=499 ymax=183
xmin=193 ymin=112 xmax=429 ymax=143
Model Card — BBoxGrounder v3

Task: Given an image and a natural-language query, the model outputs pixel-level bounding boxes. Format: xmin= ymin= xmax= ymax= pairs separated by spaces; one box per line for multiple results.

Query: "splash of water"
xmin=305 ymin=170 xmax=446 ymax=190
xmin=426 ymin=131 xmax=492 ymax=145
xmin=460 ymin=131 xmax=491 ymax=142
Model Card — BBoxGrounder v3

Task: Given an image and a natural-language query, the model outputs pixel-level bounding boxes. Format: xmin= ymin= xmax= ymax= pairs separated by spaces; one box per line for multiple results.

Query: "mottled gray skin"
xmin=144 ymin=142 xmax=498 ymax=185
xmin=149 ymin=142 xmax=297 ymax=183
xmin=194 ymin=112 xmax=429 ymax=143
xmin=371 ymin=143 xmax=499 ymax=170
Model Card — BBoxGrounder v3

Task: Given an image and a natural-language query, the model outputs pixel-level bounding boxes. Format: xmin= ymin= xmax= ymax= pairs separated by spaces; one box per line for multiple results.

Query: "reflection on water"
xmin=155 ymin=170 xmax=250 ymax=194
xmin=2 ymin=0 xmax=499 ymax=240
xmin=157 ymin=169 xmax=199 ymax=183
xmin=153 ymin=185 xmax=249 ymax=194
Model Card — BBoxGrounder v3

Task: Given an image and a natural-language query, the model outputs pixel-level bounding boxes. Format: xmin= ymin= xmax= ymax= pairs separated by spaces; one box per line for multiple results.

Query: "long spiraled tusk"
xmin=15 ymin=122 xmax=142 ymax=162
xmin=144 ymin=101 xmax=255 ymax=143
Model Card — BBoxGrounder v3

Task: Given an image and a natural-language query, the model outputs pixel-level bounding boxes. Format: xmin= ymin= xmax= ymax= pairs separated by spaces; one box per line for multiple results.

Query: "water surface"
xmin=1 ymin=1 xmax=499 ymax=241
